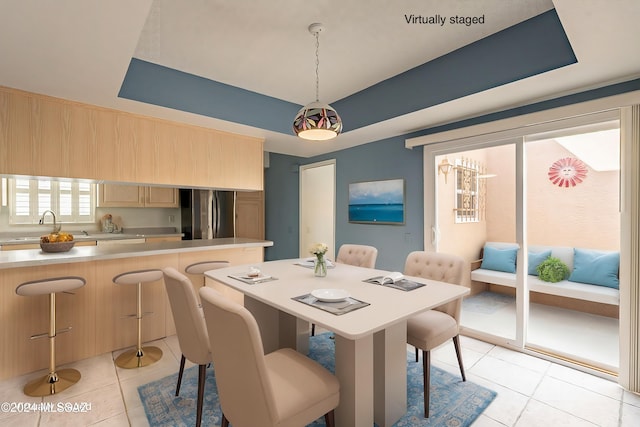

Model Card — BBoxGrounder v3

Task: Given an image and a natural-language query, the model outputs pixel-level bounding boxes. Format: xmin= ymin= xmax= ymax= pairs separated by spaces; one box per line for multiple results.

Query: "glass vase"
xmin=314 ymin=254 xmax=327 ymax=277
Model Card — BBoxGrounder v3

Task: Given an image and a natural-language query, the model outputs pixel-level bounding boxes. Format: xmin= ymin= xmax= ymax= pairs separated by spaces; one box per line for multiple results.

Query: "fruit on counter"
xmin=40 ymin=232 xmax=74 ymax=243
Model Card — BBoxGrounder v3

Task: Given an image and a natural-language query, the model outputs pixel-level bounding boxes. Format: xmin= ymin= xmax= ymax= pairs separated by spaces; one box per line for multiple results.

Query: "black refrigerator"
xmin=179 ymin=189 xmax=236 ymax=240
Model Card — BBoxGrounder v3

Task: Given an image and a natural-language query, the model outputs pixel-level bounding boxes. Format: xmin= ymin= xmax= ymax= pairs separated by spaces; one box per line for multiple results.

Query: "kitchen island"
xmin=0 ymin=238 xmax=272 ymax=269
xmin=0 ymin=238 xmax=273 ymax=380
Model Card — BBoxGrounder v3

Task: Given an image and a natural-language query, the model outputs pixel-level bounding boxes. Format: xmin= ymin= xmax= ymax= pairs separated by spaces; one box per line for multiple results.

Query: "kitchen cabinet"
xmin=0 ymin=242 xmax=268 ymax=380
xmin=146 ymin=186 xmax=179 ymax=207
xmin=97 ymin=184 xmax=179 ymax=208
xmin=0 ymin=87 xmax=264 ymax=190
xmin=235 ymin=191 xmax=265 ymax=239
xmin=96 ymin=238 xmax=146 ymax=246
xmin=145 ymin=236 xmax=182 ymax=243
xmin=97 ymin=184 xmax=140 ymax=207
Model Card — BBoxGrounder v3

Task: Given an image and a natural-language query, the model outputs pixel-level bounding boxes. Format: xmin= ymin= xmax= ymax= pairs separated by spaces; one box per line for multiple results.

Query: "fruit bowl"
xmin=40 ymin=241 xmax=75 ymax=253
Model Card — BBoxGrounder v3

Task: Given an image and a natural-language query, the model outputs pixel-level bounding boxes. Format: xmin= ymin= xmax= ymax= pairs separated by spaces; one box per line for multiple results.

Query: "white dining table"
xmin=204 ymin=258 xmax=469 ymax=427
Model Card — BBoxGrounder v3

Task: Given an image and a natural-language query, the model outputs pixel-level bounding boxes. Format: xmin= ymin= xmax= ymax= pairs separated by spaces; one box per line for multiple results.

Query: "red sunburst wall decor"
xmin=548 ymin=157 xmax=588 ymax=187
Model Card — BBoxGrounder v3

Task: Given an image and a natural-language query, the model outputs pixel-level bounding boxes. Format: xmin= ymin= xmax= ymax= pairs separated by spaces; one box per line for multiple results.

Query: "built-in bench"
xmin=470 ymin=242 xmax=620 ymax=317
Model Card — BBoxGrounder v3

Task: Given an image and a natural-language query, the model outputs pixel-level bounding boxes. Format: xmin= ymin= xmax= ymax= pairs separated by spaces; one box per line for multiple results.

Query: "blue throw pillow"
xmin=481 ymin=246 xmax=517 ymax=273
xmin=568 ymin=248 xmax=620 ymax=289
xmin=528 ymin=250 xmax=551 ymax=276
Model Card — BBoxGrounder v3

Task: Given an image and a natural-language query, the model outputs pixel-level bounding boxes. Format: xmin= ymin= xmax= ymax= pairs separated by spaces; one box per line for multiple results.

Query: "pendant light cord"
xmin=315 ymin=31 xmax=320 ymax=102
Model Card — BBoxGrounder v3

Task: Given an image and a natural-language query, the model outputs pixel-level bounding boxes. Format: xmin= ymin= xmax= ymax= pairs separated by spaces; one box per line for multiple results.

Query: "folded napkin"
xmin=313 ymin=299 xmax=353 ymax=310
xmin=240 ymin=274 xmax=272 ymax=281
xmin=294 ymin=258 xmax=335 ymax=269
xmin=229 ymin=274 xmax=277 ymax=284
xmin=292 ymin=293 xmax=370 ymax=315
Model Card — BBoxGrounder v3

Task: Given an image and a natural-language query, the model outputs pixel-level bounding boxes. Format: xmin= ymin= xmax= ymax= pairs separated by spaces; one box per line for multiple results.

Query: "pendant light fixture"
xmin=293 ymin=23 xmax=343 ymax=141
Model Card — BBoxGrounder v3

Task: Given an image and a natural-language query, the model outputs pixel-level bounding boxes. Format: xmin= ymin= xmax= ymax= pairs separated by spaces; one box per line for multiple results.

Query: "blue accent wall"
xmin=118 ymin=58 xmax=301 ymax=135
xmin=263 ymin=153 xmax=302 ymax=262
xmin=265 ymin=137 xmax=424 ymax=272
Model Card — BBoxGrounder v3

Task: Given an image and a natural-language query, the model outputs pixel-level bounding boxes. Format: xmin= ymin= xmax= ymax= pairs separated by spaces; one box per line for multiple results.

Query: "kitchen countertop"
xmin=0 ymin=238 xmax=273 ymax=269
xmin=0 ymin=227 xmax=182 ymax=246
xmin=0 ymin=233 xmax=183 ymax=246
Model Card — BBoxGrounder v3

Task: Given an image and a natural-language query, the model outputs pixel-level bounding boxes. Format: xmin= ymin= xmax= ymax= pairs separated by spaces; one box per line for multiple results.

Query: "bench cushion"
xmin=472 ymin=243 xmax=620 ymax=306
xmin=471 ymin=268 xmax=620 ymax=305
xmin=471 ymin=268 xmax=517 ymax=288
xmin=530 ymin=276 xmax=619 ymax=305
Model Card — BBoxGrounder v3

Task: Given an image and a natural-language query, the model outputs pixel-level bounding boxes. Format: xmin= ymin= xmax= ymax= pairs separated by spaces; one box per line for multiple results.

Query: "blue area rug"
xmin=139 ymin=333 xmax=496 ymax=426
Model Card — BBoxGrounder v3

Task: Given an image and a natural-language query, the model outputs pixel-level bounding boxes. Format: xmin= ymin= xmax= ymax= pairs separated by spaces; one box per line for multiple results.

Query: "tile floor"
xmin=0 ymin=333 xmax=639 ymax=426
xmin=461 ymin=291 xmax=620 ymax=371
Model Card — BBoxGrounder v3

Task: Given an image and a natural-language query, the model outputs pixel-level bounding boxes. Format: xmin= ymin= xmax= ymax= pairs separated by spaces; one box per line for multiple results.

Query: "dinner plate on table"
xmin=311 ymin=288 xmax=350 ymax=302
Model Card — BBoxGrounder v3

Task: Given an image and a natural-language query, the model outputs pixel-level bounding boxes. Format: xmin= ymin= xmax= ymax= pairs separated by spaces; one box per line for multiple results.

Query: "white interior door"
xmin=299 ymin=160 xmax=336 ymax=259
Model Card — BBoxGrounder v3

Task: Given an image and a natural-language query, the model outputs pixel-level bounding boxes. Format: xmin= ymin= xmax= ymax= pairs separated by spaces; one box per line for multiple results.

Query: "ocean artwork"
xmin=348 ymin=179 xmax=405 ymax=224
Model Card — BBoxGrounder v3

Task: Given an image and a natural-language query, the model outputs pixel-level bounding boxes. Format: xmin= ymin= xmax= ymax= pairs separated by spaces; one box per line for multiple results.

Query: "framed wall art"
xmin=348 ymin=178 xmax=405 ymax=224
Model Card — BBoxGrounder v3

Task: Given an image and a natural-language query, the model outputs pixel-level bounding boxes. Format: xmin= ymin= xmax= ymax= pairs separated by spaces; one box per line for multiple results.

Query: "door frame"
xmin=299 ymin=159 xmax=336 ymax=259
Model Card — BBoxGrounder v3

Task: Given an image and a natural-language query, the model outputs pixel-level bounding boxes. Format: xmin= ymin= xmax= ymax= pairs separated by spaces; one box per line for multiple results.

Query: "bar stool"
xmin=113 ymin=269 xmax=164 ymax=369
xmin=15 ymin=276 xmax=86 ymax=397
xmin=185 ymin=260 xmax=230 ymax=286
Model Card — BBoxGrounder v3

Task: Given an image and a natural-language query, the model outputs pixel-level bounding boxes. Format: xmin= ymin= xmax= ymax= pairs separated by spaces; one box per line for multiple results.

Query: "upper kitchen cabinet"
xmin=98 ymin=183 xmax=141 ymax=207
xmin=98 ymin=184 xmax=179 ymax=208
xmin=214 ymin=133 xmax=264 ymax=190
xmin=0 ymin=90 xmax=99 ymax=180
xmin=146 ymin=186 xmax=179 ymax=207
xmin=95 ymin=112 xmax=148 ymax=183
xmin=0 ymin=87 xmax=264 ymax=190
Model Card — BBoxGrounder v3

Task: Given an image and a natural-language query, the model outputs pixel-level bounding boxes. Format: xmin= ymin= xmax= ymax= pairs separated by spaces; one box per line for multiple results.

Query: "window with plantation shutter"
xmin=9 ymin=178 xmax=95 ymax=225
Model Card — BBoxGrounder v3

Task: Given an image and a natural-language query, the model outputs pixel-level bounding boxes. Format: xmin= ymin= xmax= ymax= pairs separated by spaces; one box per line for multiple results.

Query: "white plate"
xmin=311 ymin=288 xmax=350 ymax=302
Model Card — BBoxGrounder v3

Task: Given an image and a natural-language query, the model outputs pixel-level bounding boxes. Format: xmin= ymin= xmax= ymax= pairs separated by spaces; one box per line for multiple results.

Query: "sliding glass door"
xmin=424 ymin=113 xmax=621 ymax=372
xmin=523 ymin=122 xmax=620 ymax=371
xmin=430 ymin=142 xmax=521 ymax=346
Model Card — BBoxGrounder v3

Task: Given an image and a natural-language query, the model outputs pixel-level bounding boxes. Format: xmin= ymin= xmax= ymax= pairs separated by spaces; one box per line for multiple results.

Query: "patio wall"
xmin=438 ymin=139 xmax=620 ymax=265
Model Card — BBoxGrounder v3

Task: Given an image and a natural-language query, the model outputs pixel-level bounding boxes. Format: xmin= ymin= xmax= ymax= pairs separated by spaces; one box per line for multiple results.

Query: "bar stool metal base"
xmin=115 ymin=346 xmax=163 ymax=369
xmin=23 ymin=368 xmax=81 ymax=397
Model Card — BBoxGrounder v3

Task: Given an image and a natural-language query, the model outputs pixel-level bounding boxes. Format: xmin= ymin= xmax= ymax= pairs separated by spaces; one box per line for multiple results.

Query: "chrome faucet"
xmin=39 ymin=210 xmax=61 ymax=233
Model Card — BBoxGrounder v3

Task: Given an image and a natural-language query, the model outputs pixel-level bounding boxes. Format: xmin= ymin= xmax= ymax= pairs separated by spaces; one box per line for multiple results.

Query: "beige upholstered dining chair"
xmin=310 ymin=243 xmax=379 ymax=335
xmin=163 ymin=267 xmax=212 ymax=427
xmin=199 ymin=286 xmax=340 ymax=427
xmin=335 ymin=244 xmax=378 ymax=268
xmin=404 ymin=251 xmax=468 ymax=418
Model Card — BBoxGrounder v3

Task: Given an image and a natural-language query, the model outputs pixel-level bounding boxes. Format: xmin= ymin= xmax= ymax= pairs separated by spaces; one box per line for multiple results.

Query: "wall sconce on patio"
xmin=438 ymin=157 xmax=454 ymax=183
